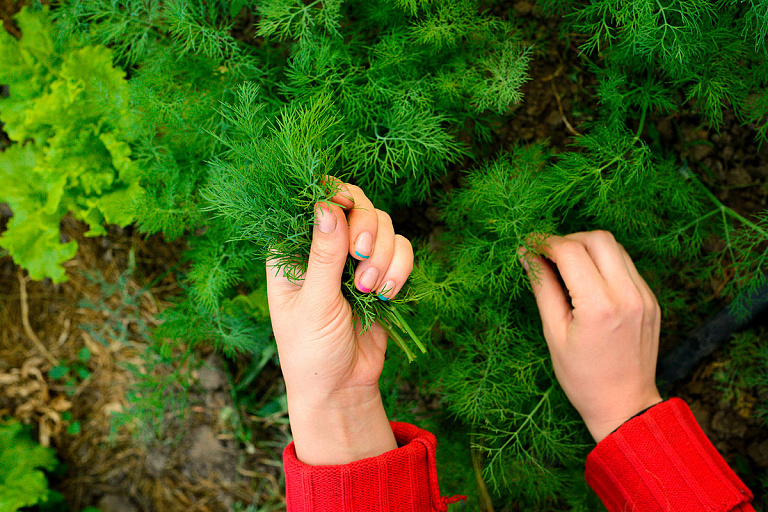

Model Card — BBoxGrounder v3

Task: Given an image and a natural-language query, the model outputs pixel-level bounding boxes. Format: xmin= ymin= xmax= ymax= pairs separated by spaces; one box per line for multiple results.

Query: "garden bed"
xmin=2 ymin=0 xmax=768 ymax=510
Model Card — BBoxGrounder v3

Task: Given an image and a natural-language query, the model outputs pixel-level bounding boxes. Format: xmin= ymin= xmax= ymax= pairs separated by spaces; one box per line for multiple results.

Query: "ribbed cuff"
xmin=284 ymin=422 xmax=465 ymax=512
xmin=586 ymin=398 xmax=754 ymax=512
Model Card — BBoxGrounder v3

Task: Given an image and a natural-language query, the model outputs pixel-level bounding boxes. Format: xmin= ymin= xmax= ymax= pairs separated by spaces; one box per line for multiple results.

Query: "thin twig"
xmin=541 ymin=63 xmax=565 ymax=83
xmin=17 ymin=268 xmax=59 ymax=366
xmin=550 ymin=81 xmax=582 ymax=137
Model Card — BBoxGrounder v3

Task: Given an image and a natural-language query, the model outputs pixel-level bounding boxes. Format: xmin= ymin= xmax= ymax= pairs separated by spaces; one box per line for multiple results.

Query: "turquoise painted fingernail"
xmin=354 ymin=232 xmax=373 ymax=259
xmin=378 ymin=281 xmax=395 ymax=301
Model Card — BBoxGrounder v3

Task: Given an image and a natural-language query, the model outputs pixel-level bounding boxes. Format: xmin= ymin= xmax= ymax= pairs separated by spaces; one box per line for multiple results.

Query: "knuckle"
xmin=593 ymin=230 xmax=616 ymax=245
xmin=558 ymin=240 xmax=585 ymax=260
xmin=346 ymin=184 xmax=363 ymax=196
xmin=309 ymin=246 xmax=337 ymax=267
xmin=626 ymin=294 xmax=645 ymax=315
xmin=594 ymin=303 xmax=619 ymax=322
xmin=376 ymin=209 xmax=392 ymax=225
xmin=591 ymin=294 xmax=620 ymax=321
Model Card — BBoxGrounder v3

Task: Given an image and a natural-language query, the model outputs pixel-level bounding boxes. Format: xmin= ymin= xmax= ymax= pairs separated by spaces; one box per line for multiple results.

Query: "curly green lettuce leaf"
xmin=0 ymin=7 xmax=58 ymax=143
xmin=0 ymin=8 xmax=141 ymax=282
xmin=0 ymin=420 xmax=58 ymax=512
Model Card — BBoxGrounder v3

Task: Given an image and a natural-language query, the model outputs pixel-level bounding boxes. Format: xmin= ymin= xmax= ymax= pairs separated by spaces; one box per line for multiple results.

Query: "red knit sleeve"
xmin=283 ymin=421 xmax=466 ymax=512
xmin=585 ymin=398 xmax=754 ymax=512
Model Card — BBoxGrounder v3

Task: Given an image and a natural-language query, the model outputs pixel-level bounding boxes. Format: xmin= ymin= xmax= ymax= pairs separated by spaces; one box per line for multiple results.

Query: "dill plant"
xmin=204 ymin=84 xmax=425 ymax=359
xmin=47 ymin=0 xmax=533 ymax=358
xmin=382 ymin=2 xmax=768 ymax=507
xmin=545 ymin=0 xmax=768 ymax=310
xmin=15 ymin=0 xmax=768 ymax=509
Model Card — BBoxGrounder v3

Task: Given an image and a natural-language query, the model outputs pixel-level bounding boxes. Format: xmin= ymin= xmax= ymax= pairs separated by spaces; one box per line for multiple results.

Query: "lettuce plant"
xmin=0 ymin=8 xmax=140 ymax=282
xmin=0 ymin=420 xmax=58 ymax=512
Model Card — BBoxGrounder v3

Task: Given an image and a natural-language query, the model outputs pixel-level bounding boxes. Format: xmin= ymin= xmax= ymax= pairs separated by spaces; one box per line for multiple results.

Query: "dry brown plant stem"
xmin=17 ymin=268 xmax=59 ymax=366
xmin=550 ymin=81 xmax=582 ymax=137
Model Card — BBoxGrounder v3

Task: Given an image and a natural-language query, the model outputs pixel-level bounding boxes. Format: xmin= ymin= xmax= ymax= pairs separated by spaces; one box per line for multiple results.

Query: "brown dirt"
xmin=0 ymin=0 xmax=22 ymax=38
xmin=0 ymin=218 xmax=287 ymax=511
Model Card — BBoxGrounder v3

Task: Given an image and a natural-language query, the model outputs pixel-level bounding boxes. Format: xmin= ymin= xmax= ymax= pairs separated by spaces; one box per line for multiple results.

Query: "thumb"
xmin=302 ymin=202 xmax=350 ymax=298
xmin=519 ymin=249 xmax=572 ymax=344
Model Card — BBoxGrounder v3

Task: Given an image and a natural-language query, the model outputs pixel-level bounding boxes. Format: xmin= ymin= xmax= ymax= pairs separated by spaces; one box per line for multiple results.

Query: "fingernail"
xmin=378 ymin=281 xmax=395 ymax=301
xmin=357 ymin=267 xmax=379 ymax=293
xmin=315 ymin=205 xmax=337 ymax=234
xmin=517 ymin=247 xmax=530 ymax=272
xmin=354 ymin=232 xmax=373 ymax=259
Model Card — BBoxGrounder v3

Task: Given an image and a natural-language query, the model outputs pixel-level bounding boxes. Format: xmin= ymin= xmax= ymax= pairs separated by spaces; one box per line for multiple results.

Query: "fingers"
xmin=266 ymin=254 xmax=301 ymax=302
xmin=520 ymin=250 xmax=572 ymax=343
xmin=271 ymin=177 xmax=413 ymax=303
xmin=536 ymin=235 xmax=609 ymax=309
xmin=562 ymin=231 xmax=636 ymax=292
xmin=355 ymin=209 xmax=395 ymax=294
xmin=328 ymin=178 xmax=355 ymax=209
xmin=375 ymin=235 xmax=414 ymax=301
xmin=564 ymin=231 xmax=658 ymax=319
xmin=343 ymin=184 xmax=379 ymax=260
xmin=527 ymin=231 xmax=660 ymax=331
xmin=618 ymin=245 xmax=662 ymax=336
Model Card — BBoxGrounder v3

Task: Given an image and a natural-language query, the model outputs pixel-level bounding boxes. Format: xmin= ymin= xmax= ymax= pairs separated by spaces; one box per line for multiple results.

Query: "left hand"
xmin=266 ymin=180 xmax=414 ymax=465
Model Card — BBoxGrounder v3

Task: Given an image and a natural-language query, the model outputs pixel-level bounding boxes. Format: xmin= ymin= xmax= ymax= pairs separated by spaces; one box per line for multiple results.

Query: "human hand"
xmin=521 ymin=231 xmax=663 ymax=443
xmin=266 ymin=180 xmax=414 ymax=465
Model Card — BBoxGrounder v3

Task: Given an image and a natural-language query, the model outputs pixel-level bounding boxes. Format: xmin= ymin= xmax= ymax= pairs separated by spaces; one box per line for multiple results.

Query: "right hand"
xmin=521 ymin=231 xmax=663 ymax=443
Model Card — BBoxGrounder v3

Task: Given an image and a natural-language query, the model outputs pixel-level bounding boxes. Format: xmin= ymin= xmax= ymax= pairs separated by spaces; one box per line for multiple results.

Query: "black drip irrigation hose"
xmin=657 ymin=274 xmax=768 ymax=393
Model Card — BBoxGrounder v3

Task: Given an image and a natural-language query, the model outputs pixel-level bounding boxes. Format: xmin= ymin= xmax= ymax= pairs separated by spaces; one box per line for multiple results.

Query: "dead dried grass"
xmin=0 ymin=215 xmax=286 ymax=511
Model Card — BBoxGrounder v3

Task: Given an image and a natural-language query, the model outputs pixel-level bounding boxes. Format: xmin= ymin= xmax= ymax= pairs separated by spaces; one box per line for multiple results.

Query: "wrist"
xmin=585 ymin=392 xmax=663 ymax=443
xmin=287 ymin=388 xmax=397 ymax=465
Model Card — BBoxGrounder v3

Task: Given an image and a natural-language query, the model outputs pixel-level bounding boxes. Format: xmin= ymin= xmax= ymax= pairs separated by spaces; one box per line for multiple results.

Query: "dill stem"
xmin=635 ymin=106 xmax=647 ymax=140
xmin=390 ymin=306 xmax=427 ymax=354
xmin=683 ymin=164 xmax=768 ymax=239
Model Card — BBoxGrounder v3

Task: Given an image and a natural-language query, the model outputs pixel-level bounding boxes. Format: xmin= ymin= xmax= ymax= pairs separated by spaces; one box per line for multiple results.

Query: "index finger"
xmin=325 ymin=175 xmax=354 ymax=209
xmin=537 ymin=235 xmax=609 ymax=309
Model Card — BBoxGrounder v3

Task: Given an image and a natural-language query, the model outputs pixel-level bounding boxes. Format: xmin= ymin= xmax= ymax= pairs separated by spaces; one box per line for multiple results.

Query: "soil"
xmin=0 ymin=221 xmax=287 ymax=511
xmin=2 ymin=0 xmax=768 ymax=510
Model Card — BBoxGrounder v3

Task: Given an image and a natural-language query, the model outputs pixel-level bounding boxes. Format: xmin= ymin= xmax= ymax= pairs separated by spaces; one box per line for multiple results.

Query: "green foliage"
xmin=6 ymin=0 xmax=767 ymax=508
xmin=45 ymin=0 xmax=533 ymax=361
xmin=0 ymin=7 xmax=140 ymax=282
xmin=51 ymin=0 xmax=272 ymax=357
xmin=560 ymin=0 xmax=768 ymax=137
xmin=205 ymin=84 xmax=425 ymax=358
xmin=402 ymin=126 xmax=758 ymax=506
xmin=401 ymin=147 xmax=588 ymax=507
xmin=53 ymin=0 xmax=252 ymax=65
xmin=0 ymin=420 xmax=58 ymax=512
xmin=271 ymin=0 xmax=531 ymax=205
xmin=48 ymin=347 xmax=92 ymax=397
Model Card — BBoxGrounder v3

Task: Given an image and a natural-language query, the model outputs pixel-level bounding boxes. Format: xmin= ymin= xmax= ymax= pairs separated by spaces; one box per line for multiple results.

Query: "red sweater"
xmin=283 ymin=398 xmax=754 ymax=511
